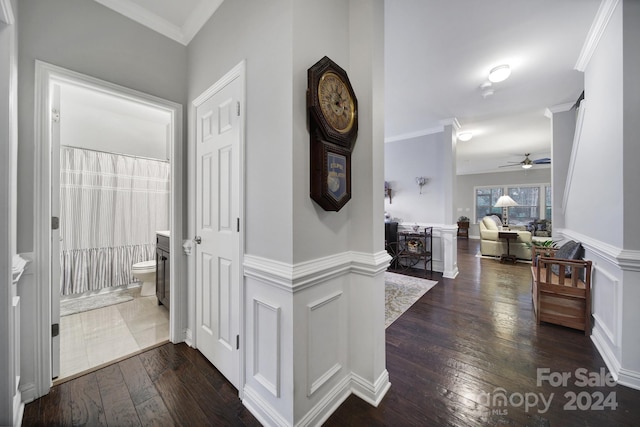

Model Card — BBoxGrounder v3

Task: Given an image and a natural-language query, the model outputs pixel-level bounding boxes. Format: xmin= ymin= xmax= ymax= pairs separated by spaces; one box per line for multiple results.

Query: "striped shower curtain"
xmin=59 ymin=147 xmax=170 ymax=296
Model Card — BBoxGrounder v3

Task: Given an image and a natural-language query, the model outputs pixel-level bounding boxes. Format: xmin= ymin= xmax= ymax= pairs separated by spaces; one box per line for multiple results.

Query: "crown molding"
xmin=544 ymin=101 xmax=575 ymax=118
xmin=182 ymin=0 xmax=223 ymax=44
xmin=94 ymin=0 xmax=184 ymax=43
xmin=384 ymin=125 xmax=444 ymax=143
xmin=575 ymin=0 xmax=620 ymax=72
xmin=440 ymin=117 xmax=461 ymax=130
xmin=94 ymin=0 xmax=223 ymax=46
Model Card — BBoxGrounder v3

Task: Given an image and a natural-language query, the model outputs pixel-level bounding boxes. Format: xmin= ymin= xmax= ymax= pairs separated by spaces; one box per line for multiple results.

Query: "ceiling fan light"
xmin=522 ymin=163 xmax=533 ymax=169
xmin=488 ymin=64 xmax=511 ymax=83
xmin=458 ymin=132 xmax=473 ymax=141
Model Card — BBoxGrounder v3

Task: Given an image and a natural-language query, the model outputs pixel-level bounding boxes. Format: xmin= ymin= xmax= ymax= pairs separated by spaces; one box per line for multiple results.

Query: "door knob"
xmin=194 ymin=236 xmax=202 ymax=244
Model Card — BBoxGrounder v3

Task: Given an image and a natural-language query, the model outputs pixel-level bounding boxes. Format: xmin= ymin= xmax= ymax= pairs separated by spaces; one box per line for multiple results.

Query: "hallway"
xmin=23 ymin=240 xmax=640 ymax=426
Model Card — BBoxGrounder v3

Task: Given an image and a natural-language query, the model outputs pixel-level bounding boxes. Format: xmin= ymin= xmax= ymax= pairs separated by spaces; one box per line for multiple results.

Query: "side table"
xmin=498 ymin=231 xmax=518 ymax=264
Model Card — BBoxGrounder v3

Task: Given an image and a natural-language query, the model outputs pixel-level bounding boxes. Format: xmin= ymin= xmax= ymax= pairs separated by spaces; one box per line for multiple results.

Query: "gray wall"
xmin=188 ymin=0 xmax=378 ymax=264
xmin=384 ymin=133 xmax=445 ymax=224
xmin=188 ymin=0 xmax=295 ymax=262
xmin=60 ymin=84 xmax=171 ymax=161
xmin=564 ymin=0 xmax=623 ymax=247
xmin=17 ymin=0 xmax=187 ymax=252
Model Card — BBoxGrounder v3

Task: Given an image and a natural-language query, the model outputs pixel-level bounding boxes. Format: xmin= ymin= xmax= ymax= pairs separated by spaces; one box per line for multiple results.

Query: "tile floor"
xmin=59 ymin=287 xmax=169 ymax=380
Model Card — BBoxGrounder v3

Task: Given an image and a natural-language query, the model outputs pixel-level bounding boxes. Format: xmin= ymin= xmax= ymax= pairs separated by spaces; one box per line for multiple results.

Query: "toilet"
xmin=131 ymin=260 xmax=156 ymax=297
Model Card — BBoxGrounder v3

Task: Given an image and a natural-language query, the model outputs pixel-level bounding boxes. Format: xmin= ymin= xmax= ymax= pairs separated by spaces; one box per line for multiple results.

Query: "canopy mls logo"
xmin=478 ymin=368 xmax=618 ymax=416
xmin=478 ymin=388 xmax=554 ymax=415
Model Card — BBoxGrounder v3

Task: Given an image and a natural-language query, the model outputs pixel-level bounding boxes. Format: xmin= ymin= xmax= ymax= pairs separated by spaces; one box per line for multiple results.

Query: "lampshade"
xmin=488 ymin=64 xmax=511 ymax=83
xmin=494 ymin=195 xmax=518 ymax=208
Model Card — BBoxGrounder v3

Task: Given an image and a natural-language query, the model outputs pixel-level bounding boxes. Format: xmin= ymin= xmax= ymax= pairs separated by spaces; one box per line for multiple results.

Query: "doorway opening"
xmin=34 ymin=61 xmax=184 ymax=393
xmin=53 ymin=81 xmax=173 ymax=381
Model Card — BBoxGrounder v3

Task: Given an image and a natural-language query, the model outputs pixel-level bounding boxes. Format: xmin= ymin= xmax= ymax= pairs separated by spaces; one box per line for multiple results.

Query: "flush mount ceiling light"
xmin=488 ymin=64 xmax=511 ymax=83
xmin=458 ymin=132 xmax=473 ymax=142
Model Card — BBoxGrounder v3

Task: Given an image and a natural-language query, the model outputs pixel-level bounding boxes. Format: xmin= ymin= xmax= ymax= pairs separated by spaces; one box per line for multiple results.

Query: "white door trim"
xmin=188 ymin=60 xmax=246 ymax=396
xmin=1 ymin=1 xmax=21 ymax=424
xmin=33 ymin=61 xmax=184 ymax=396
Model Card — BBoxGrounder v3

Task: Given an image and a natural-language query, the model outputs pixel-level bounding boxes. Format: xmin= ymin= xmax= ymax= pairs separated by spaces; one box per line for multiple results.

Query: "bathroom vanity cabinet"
xmin=156 ymin=234 xmax=170 ymax=309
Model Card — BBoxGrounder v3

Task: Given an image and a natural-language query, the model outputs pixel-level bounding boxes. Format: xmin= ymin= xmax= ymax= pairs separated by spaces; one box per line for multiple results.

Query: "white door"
xmin=195 ymin=75 xmax=242 ymax=389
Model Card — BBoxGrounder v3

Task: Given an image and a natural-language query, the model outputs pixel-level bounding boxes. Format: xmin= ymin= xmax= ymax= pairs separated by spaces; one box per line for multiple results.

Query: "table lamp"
xmin=494 ymin=195 xmax=518 ymax=227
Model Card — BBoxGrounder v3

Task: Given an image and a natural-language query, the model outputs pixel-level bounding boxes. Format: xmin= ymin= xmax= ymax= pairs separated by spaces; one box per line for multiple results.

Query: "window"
xmin=508 ymin=187 xmax=539 ymax=224
xmin=475 ymin=187 xmax=503 ymax=222
xmin=545 ymin=186 xmax=552 ymax=220
xmin=474 ymin=183 xmax=550 ymax=224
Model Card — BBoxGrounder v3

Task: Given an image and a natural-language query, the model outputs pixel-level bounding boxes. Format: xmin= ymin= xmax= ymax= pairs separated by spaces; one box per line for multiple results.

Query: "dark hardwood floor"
xmin=23 ymin=239 xmax=640 ymax=426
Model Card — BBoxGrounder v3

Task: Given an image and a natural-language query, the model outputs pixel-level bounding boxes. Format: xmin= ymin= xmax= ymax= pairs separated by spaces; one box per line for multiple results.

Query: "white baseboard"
xmin=243 ymin=371 xmax=390 ymax=427
xmin=183 ymin=328 xmax=193 ymax=347
xmin=296 ymin=375 xmax=352 ymax=427
xmin=19 ymin=382 xmax=37 ymax=405
xmin=443 ymin=266 xmax=459 ymax=279
xmin=243 ymin=384 xmax=290 ymax=427
xmin=13 ymin=389 xmax=23 ymax=427
xmin=592 ymin=304 xmax=640 ymax=391
xmin=591 ymin=325 xmax=621 ymax=378
xmin=351 ymin=369 xmax=391 ymax=407
xmin=617 ymin=367 xmax=640 ymax=391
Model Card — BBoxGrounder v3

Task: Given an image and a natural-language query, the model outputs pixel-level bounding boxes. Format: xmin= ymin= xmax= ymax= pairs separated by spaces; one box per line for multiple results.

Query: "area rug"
xmin=60 ymin=288 xmax=137 ymax=317
xmin=385 ymin=272 xmax=438 ymax=328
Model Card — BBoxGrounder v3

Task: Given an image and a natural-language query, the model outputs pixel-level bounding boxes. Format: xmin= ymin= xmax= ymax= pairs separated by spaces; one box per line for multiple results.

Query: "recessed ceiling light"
xmin=488 ymin=64 xmax=511 ymax=83
xmin=458 ymin=132 xmax=473 ymax=141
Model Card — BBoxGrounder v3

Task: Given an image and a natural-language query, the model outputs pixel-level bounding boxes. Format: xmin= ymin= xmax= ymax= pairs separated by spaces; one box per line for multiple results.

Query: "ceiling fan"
xmin=500 ymin=153 xmax=551 ymax=169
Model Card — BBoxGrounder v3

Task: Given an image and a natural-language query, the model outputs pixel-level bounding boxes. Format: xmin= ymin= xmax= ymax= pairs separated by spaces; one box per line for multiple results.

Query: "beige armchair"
xmin=479 ymin=215 xmax=532 ymax=260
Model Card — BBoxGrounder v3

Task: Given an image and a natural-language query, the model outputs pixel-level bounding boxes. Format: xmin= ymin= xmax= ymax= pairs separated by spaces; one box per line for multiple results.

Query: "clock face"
xmin=318 ymin=72 xmax=355 ymax=134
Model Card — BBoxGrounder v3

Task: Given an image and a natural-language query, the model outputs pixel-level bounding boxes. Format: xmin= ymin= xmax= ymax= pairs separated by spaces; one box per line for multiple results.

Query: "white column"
xmin=440 ymin=119 xmax=459 ymax=224
xmin=440 ymin=226 xmax=459 ymax=279
xmin=439 ymin=119 xmax=459 ymax=279
xmin=348 ymin=0 xmax=390 ymax=406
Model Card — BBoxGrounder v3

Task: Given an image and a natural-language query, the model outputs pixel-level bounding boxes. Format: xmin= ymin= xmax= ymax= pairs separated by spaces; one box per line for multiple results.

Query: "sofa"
xmin=527 ymin=219 xmax=552 ymax=238
xmin=479 ymin=215 xmax=532 ymax=260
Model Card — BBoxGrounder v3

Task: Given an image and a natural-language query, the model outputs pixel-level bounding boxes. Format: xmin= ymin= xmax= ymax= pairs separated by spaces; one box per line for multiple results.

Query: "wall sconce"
xmin=384 ymin=181 xmax=392 ymax=204
xmin=415 ymin=177 xmax=428 ymax=194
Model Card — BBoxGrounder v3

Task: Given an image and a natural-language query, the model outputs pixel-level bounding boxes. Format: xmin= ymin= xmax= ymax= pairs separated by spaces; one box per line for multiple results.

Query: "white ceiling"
xmin=94 ymin=0 xmax=602 ymax=175
xmin=386 ymin=0 xmax=601 ymax=175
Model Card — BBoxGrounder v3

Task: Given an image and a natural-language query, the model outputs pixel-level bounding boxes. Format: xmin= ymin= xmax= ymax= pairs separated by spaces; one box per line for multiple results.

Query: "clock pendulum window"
xmin=307 ymin=56 xmax=358 ymax=212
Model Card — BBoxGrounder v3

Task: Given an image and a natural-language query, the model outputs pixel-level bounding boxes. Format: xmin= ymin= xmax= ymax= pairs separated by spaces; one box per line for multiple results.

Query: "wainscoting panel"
xmin=242 ymin=251 xmax=389 ymax=426
xmin=307 ymin=291 xmax=343 ymax=397
xmin=253 ymin=298 xmax=280 ymax=398
xmin=592 ymin=265 xmax=619 ymax=346
xmin=557 ymin=228 xmax=640 ymax=390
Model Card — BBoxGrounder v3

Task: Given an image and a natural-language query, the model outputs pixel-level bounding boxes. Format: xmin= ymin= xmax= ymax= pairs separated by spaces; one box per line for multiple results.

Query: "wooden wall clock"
xmin=307 ymin=56 xmax=358 ymax=211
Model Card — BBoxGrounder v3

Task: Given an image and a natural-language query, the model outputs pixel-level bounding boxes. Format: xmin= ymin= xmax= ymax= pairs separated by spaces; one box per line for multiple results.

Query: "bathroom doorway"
xmin=53 ymin=81 xmax=172 ymax=380
xmin=34 ymin=62 xmax=184 ymax=387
